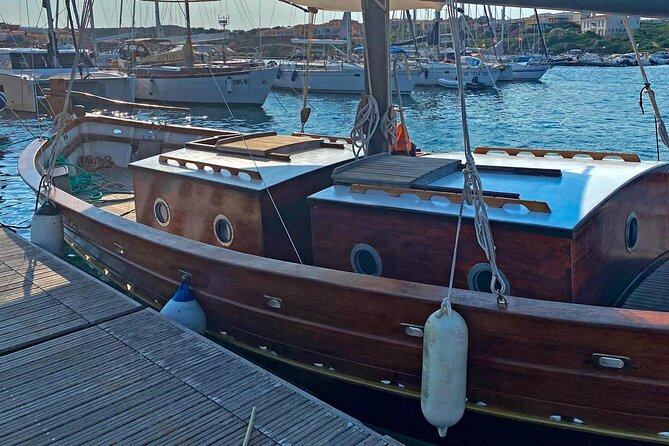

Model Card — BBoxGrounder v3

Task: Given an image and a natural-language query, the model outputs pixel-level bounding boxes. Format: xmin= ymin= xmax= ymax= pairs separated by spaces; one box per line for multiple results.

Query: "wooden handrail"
xmin=350 ymin=184 xmax=552 ymax=213
xmin=292 ymin=132 xmax=353 ymax=144
xmin=158 ymin=154 xmax=262 ymax=180
xmin=475 ymin=146 xmax=641 ymax=162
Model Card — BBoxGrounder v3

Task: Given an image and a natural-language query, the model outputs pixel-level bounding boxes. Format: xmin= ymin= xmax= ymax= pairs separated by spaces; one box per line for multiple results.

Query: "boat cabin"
xmin=129 ymin=132 xmax=354 ymax=263
xmin=308 ymin=149 xmax=669 ymax=305
xmin=0 ymin=47 xmax=94 ymax=71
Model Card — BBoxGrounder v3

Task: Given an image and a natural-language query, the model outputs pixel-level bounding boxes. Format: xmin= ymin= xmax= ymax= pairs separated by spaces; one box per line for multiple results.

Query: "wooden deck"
xmin=621 ymin=259 xmax=669 ymax=312
xmin=85 ymin=166 xmax=136 ymax=221
xmin=0 ymin=229 xmax=399 ymax=445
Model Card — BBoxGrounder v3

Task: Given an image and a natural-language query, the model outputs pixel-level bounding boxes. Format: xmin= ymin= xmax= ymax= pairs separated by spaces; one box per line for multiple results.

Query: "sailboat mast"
xmin=119 ymin=0 xmax=124 ymax=37
xmin=534 ymin=9 xmax=549 ymax=59
xmin=70 ymin=0 xmax=81 ymax=30
xmin=90 ymin=5 xmax=99 ymax=56
xmin=154 ymin=1 xmax=164 ymax=38
xmin=500 ymin=6 xmax=505 ymax=55
xmin=343 ymin=12 xmax=352 ymax=62
xmin=183 ymin=0 xmax=195 ymax=67
xmin=362 ymin=0 xmax=390 ymax=155
xmin=434 ymin=10 xmax=441 ymax=54
xmin=65 ymin=0 xmax=78 ymax=50
xmin=43 ymin=0 xmax=61 ymax=68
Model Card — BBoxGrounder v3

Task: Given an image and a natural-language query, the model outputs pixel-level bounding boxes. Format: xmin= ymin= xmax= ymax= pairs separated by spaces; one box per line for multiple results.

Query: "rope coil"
xmin=350 ymin=94 xmax=380 ymax=159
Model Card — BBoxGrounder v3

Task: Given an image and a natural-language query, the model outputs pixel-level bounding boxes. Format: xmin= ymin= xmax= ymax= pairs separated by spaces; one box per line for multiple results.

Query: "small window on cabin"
xmin=214 ymin=215 xmax=234 ymax=246
xmin=467 ymin=263 xmax=510 ymax=295
xmin=625 ymin=212 xmax=638 ymax=253
xmin=154 ymin=198 xmax=171 ymax=227
xmin=351 ymin=244 xmax=382 ymax=276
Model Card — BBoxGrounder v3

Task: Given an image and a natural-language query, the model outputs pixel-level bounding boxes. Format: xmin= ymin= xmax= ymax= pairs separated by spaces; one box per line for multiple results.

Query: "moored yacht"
xmin=418 ymin=56 xmax=500 ymax=87
xmin=273 ymin=60 xmax=418 ymax=94
xmin=0 ymin=47 xmax=134 ymax=113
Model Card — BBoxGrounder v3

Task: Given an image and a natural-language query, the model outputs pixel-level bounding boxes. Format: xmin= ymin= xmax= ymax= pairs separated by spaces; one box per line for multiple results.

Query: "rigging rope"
xmin=623 ymin=16 xmax=669 ymax=150
xmin=44 ymin=0 xmax=95 ymax=199
xmin=445 ymin=0 xmax=507 ymax=307
xmin=350 ymin=94 xmax=380 ymax=159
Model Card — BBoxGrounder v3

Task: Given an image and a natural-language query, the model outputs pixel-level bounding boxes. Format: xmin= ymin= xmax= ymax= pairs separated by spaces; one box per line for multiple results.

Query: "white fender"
xmin=421 ymin=299 xmax=468 ymax=438
xmin=31 ymin=201 xmax=64 ymax=257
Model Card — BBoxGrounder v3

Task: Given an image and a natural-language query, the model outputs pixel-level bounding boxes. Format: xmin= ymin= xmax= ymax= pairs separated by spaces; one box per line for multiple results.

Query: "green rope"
xmin=54 ymin=155 xmax=132 ymax=202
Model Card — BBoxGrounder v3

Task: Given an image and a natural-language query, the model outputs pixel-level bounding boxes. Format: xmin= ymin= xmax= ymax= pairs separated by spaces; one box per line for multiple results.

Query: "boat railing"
xmin=474 ymin=147 xmax=641 ymax=162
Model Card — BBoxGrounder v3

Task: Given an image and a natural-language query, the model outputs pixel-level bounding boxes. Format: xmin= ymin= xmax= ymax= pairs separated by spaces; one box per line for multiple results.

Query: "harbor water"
xmin=4 ymin=66 xmax=668 ymax=233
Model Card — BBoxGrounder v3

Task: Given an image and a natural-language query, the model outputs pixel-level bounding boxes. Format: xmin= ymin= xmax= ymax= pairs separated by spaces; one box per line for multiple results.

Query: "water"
xmin=2 ymin=65 xmax=669 ymax=231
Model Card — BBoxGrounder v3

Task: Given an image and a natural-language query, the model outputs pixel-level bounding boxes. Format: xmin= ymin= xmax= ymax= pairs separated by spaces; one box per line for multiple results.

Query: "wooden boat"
xmin=18 ymin=0 xmax=669 ymax=444
xmin=19 ymin=116 xmax=669 ymax=444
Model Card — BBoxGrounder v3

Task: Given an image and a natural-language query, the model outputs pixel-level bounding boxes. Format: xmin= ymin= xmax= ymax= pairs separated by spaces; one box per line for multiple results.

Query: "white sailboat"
xmin=274 ymin=60 xmax=419 ymax=94
xmin=419 ymin=56 xmax=501 ymax=86
xmin=133 ymin=0 xmax=277 ymax=106
xmin=274 ymin=12 xmax=418 ymax=94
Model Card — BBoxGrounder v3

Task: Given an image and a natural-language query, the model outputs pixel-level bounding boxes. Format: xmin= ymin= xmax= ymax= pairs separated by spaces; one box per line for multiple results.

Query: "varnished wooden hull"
xmin=19 ymin=131 xmax=669 ymax=444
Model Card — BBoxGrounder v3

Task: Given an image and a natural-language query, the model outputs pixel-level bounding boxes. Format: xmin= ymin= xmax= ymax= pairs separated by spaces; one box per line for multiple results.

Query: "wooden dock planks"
xmin=0 ymin=229 xmax=140 ymax=354
xmin=0 ymin=228 xmax=400 ymax=445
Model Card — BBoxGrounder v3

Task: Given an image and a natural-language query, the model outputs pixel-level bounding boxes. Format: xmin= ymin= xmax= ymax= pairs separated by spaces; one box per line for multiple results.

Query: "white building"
xmin=581 ymin=14 xmax=640 ymax=36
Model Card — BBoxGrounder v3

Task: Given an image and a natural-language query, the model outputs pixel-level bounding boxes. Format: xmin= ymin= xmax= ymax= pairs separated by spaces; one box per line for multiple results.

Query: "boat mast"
xmin=70 ymin=0 xmax=81 ymax=30
xmin=342 ymin=11 xmax=352 ymax=62
xmin=500 ymin=7 xmax=505 ymax=55
xmin=90 ymin=6 xmax=99 ymax=56
xmin=119 ymin=0 xmax=124 ymax=37
xmin=534 ymin=9 xmax=549 ymax=59
xmin=154 ymin=1 xmax=164 ymax=38
xmin=43 ymin=0 xmax=62 ymax=68
xmin=362 ymin=0 xmax=391 ymax=155
xmin=183 ymin=0 xmax=195 ymax=67
xmin=65 ymin=0 xmax=78 ymax=50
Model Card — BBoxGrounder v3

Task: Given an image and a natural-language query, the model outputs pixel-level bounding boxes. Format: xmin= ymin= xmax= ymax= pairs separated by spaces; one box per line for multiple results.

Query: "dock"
xmin=0 ymin=228 xmax=400 ymax=445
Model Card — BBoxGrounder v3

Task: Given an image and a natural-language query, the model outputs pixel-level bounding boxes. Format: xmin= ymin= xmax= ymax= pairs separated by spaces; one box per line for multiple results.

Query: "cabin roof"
xmin=308 ymin=152 xmax=666 ymax=231
xmin=130 ymin=144 xmax=354 ymax=191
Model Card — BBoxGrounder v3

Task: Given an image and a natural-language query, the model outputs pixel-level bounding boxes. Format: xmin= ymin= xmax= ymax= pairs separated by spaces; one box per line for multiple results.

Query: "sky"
xmin=0 ymin=1 xmax=560 ymax=31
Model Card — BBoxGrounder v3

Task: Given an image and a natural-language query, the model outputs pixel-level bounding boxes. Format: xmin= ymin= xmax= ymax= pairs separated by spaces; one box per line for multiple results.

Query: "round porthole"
xmin=467 ymin=263 xmax=510 ymax=294
xmin=214 ymin=215 xmax=234 ymax=246
xmin=351 ymin=243 xmax=382 ymax=276
xmin=625 ymin=212 xmax=638 ymax=253
xmin=153 ymin=198 xmax=170 ymax=227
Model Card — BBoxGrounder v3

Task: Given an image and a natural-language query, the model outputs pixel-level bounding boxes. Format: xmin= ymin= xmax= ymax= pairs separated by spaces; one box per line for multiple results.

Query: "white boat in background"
xmin=437 ymin=77 xmax=489 ymax=89
xmin=418 ymin=56 xmax=500 ymax=87
xmin=134 ymin=63 xmax=278 ymax=106
xmin=0 ymin=47 xmax=134 ymax=113
xmin=650 ymin=51 xmax=669 ymax=65
xmin=510 ymin=59 xmax=550 ymax=81
xmin=274 ymin=61 xmax=418 ymax=94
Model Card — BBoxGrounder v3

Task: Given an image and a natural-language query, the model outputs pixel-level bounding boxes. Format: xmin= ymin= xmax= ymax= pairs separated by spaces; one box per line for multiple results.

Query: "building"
xmin=260 ymin=19 xmax=361 ymax=40
xmin=580 ymin=14 xmax=640 ymax=36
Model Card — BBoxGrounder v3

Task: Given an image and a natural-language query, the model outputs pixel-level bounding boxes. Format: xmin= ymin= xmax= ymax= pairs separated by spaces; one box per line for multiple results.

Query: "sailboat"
xmin=18 ymin=0 xmax=669 ymax=444
xmin=273 ymin=12 xmax=419 ymax=94
xmin=132 ymin=0 xmax=278 ymax=106
xmin=0 ymin=2 xmax=134 ymax=113
xmin=416 ymin=13 xmax=501 ymax=87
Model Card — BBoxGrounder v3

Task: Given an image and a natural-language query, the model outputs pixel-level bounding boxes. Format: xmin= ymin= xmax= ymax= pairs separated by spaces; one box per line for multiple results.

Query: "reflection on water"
xmin=1 ymin=66 xmax=668 ymax=232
